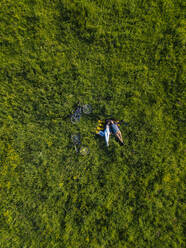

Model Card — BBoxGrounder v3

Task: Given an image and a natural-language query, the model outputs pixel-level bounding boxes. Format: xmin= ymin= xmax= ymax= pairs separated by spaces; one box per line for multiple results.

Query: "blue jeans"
xmin=98 ymin=125 xmax=110 ymax=146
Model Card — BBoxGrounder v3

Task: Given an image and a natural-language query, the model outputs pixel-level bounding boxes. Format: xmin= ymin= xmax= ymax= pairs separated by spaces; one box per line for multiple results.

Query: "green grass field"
xmin=0 ymin=0 xmax=185 ymax=247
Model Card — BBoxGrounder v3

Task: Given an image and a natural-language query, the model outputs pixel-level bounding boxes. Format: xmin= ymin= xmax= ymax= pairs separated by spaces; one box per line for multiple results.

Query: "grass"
xmin=0 ymin=0 xmax=185 ymax=247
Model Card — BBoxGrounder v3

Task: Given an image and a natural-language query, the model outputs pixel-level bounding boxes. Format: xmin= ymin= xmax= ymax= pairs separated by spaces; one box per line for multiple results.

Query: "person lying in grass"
xmin=97 ymin=121 xmax=111 ymax=147
xmin=109 ymin=120 xmax=124 ymax=145
xmin=97 ymin=119 xmax=124 ymax=146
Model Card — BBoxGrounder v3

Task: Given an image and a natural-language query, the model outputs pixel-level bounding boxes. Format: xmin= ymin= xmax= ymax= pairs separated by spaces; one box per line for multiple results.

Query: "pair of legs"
xmin=98 ymin=124 xmax=110 ymax=146
xmin=115 ymin=130 xmax=124 ymax=144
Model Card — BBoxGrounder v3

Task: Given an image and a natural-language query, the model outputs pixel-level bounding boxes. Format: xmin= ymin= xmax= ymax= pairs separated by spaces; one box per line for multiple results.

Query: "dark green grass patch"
xmin=0 ymin=0 xmax=185 ymax=247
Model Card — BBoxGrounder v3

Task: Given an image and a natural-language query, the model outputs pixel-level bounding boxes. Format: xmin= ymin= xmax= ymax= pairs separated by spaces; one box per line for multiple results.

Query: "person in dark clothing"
xmin=110 ymin=120 xmax=124 ymax=145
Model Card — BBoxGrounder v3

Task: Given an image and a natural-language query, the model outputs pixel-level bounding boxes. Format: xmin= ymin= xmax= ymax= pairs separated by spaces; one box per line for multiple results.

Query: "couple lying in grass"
xmin=97 ymin=120 xmax=124 ymax=147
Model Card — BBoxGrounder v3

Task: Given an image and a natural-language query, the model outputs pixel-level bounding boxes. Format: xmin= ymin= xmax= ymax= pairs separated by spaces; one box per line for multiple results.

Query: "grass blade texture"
xmin=0 ymin=0 xmax=185 ymax=248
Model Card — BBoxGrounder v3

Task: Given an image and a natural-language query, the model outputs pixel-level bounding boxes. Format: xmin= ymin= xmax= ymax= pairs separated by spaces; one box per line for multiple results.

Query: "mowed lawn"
xmin=0 ymin=0 xmax=185 ymax=248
